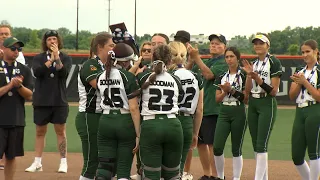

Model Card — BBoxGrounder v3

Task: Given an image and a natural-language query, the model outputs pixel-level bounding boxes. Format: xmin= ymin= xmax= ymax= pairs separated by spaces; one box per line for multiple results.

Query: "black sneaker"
xmin=210 ymin=176 xmax=225 ymax=180
xmin=198 ymin=175 xmax=211 ymax=180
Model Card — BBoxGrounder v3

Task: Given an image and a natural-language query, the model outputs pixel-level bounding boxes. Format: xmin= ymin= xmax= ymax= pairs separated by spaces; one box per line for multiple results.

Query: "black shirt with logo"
xmin=0 ymin=60 xmax=34 ymax=127
xmin=32 ymin=52 xmax=72 ymax=107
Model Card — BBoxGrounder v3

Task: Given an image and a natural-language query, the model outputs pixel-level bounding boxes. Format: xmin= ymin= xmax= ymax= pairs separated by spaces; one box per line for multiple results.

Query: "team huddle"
xmin=0 ymin=25 xmax=319 ymax=180
xmin=75 ymin=30 xmax=320 ymax=180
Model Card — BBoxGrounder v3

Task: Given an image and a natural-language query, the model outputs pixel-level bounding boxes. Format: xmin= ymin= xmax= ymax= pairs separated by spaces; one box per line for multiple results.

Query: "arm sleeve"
xmin=214 ymin=74 xmax=223 ymax=90
xmin=125 ymin=72 xmax=141 ymax=99
xmin=193 ymin=71 xmax=204 ymax=90
xmin=80 ymin=60 xmax=100 ymax=83
xmin=270 ymin=56 xmax=283 ymax=78
xmin=210 ymin=60 xmax=228 ymax=79
xmin=171 ymin=74 xmax=185 ymax=103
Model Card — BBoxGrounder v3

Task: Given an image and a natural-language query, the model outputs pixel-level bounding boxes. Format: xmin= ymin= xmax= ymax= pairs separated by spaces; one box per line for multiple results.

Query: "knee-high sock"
xmin=233 ymin=156 xmax=243 ymax=179
xmin=214 ymin=154 xmax=225 ymax=179
xmin=263 ymin=154 xmax=268 ymax=180
xmin=310 ymin=159 xmax=320 ymax=180
xmin=295 ymin=160 xmax=310 ymax=180
xmin=254 ymin=153 xmax=268 ymax=180
xmin=255 ymin=152 xmax=268 ymax=180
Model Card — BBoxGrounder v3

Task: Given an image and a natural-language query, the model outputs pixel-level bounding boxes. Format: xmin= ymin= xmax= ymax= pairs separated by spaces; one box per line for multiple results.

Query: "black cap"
xmin=174 ymin=30 xmax=190 ymax=43
xmin=208 ymin=34 xmax=227 ymax=45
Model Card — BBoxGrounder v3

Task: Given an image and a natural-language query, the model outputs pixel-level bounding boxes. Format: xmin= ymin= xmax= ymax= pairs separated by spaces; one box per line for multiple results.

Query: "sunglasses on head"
xmin=9 ymin=46 xmax=22 ymax=52
xmin=45 ymin=30 xmax=58 ymax=37
xmin=142 ymin=48 xmax=151 ymax=53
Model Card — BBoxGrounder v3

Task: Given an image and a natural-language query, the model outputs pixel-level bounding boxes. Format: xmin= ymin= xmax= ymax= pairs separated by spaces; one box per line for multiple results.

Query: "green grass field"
xmin=23 ymin=106 xmax=296 ymax=161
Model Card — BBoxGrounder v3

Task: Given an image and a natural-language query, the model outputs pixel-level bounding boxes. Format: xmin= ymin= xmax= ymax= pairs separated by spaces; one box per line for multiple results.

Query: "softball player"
xmin=214 ymin=47 xmax=247 ymax=180
xmin=168 ymin=41 xmax=203 ymax=174
xmin=95 ymin=44 xmax=141 ymax=180
xmin=242 ymin=33 xmax=282 ymax=180
xmin=289 ymin=39 xmax=320 ymax=180
xmin=75 ymin=32 xmax=114 ymax=180
xmin=137 ymin=44 xmax=184 ymax=180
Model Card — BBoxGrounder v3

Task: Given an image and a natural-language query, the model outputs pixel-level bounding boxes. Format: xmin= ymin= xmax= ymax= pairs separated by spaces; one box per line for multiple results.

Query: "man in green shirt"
xmin=186 ymin=34 xmax=228 ymax=180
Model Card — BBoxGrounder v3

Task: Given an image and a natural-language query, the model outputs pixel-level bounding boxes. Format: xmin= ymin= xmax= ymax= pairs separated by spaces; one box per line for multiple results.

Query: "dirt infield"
xmin=0 ymin=152 xmax=300 ymax=180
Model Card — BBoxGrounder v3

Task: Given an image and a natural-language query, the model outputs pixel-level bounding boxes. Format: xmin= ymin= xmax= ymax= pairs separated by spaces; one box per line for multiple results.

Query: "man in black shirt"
xmin=25 ymin=30 xmax=72 ymax=173
xmin=0 ymin=37 xmax=33 ymax=180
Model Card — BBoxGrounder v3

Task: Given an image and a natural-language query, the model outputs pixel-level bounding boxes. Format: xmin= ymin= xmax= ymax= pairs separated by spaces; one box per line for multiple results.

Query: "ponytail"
xmin=317 ymin=51 xmax=320 ymax=62
xmin=103 ymin=51 xmax=116 ymax=102
xmin=141 ymin=61 xmax=165 ymax=89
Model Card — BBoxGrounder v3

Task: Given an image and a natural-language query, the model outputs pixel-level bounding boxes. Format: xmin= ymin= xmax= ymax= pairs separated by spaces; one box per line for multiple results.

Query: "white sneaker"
xmin=130 ymin=174 xmax=141 ymax=180
xmin=182 ymin=172 xmax=193 ymax=180
xmin=58 ymin=162 xmax=68 ymax=173
xmin=25 ymin=162 xmax=43 ymax=172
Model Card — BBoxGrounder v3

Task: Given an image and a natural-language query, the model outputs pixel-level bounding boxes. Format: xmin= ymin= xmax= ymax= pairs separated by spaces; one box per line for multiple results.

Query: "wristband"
xmin=232 ymin=90 xmax=244 ymax=101
xmin=260 ymin=82 xmax=273 ymax=94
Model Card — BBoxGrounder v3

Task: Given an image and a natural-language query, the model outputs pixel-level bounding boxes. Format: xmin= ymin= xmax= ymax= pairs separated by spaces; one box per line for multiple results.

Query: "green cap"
xmin=3 ymin=37 xmax=24 ymax=48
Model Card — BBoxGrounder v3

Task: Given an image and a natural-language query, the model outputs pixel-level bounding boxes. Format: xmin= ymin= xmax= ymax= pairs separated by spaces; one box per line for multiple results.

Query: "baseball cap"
xmin=208 ymin=34 xmax=227 ymax=45
xmin=252 ymin=34 xmax=270 ymax=46
xmin=113 ymin=43 xmax=138 ymax=62
xmin=174 ymin=30 xmax=190 ymax=43
xmin=3 ymin=37 xmax=24 ymax=48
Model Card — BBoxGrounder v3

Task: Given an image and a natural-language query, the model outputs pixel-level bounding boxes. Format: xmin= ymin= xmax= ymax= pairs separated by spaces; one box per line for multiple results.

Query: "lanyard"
xmin=226 ymin=69 xmax=241 ymax=98
xmin=301 ymin=64 xmax=318 ymax=99
xmin=47 ymin=52 xmax=56 ymax=72
xmin=95 ymin=56 xmax=105 ymax=70
xmin=1 ymin=61 xmax=18 ymax=84
xmin=254 ymin=54 xmax=269 ymax=90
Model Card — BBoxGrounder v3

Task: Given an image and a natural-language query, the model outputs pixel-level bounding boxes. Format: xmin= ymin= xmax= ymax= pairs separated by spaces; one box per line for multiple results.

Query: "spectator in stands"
xmin=0 ymin=37 xmax=33 ymax=180
xmin=0 ymin=24 xmax=26 ymax=65
xmin=25 ymin=30 xmax=72 ymax=173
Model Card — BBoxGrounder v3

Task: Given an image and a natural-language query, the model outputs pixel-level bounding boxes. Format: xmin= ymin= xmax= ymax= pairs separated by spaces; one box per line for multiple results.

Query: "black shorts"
xmin=198 ymin=115 xmax=218 ymax=145
xmin=0 ymin=127 xmax=24 ymax=160
xmin=34 ymin=106 xmax=69 ymax=126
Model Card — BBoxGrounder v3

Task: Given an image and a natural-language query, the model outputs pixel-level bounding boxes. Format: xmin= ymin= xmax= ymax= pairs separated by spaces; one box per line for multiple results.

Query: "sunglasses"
xmin=45 ymin=30 xmax=58 ymax=37
xmin=9 ymin=46 xmax=22 ymax=52
xmin=142 ymin=48 xmax=151 ymax=53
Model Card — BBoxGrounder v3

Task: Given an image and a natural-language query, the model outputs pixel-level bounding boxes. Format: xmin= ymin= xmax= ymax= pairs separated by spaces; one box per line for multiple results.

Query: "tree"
xmin=287 ymin=44 xmax=299 ymax=55
xmin=0 ymin=20 xmax=10 ymax=25
xmin=27 ymin=30 xmax=41 ymax=48
xmin=57 ymin=27 xmax=72 ymax=38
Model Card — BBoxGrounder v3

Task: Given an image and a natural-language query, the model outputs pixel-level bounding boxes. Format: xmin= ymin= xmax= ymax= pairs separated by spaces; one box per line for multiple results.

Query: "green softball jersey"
xmin=97 ymin=67 xmax=140 ymax=111
xmin=78 ymin=58 xmax=104 ymax=113
xmin=214 ymin=69 xmax=246 ymax=103
xmin=172 ymin=68 xmax=203 ymax=114
xmin=137 ymin=71 xmax=184 ymax=116
xmin=251 ymin=54 xmax=282 ymax=93
xmin=192 ymin=56 xmax=228 ymax=116
xmin=294 ymin=64 xmax=320 ymax=103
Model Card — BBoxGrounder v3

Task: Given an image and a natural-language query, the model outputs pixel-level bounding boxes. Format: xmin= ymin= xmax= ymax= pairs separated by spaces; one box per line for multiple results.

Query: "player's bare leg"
xmin=54 ymin=124 xmax=68 ymax=173
xmin=209 ymin=145 xmax=217 ymax=177
xmin=197 ymin=144 xmax=211 ymax=177
xmin=4 ymin=158 xmax=16 ymax=180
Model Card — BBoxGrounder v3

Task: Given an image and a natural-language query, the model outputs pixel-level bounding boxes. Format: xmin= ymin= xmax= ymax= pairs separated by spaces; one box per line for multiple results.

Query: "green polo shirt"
xmin=192 ymin=55 xmax=228 ymax=116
